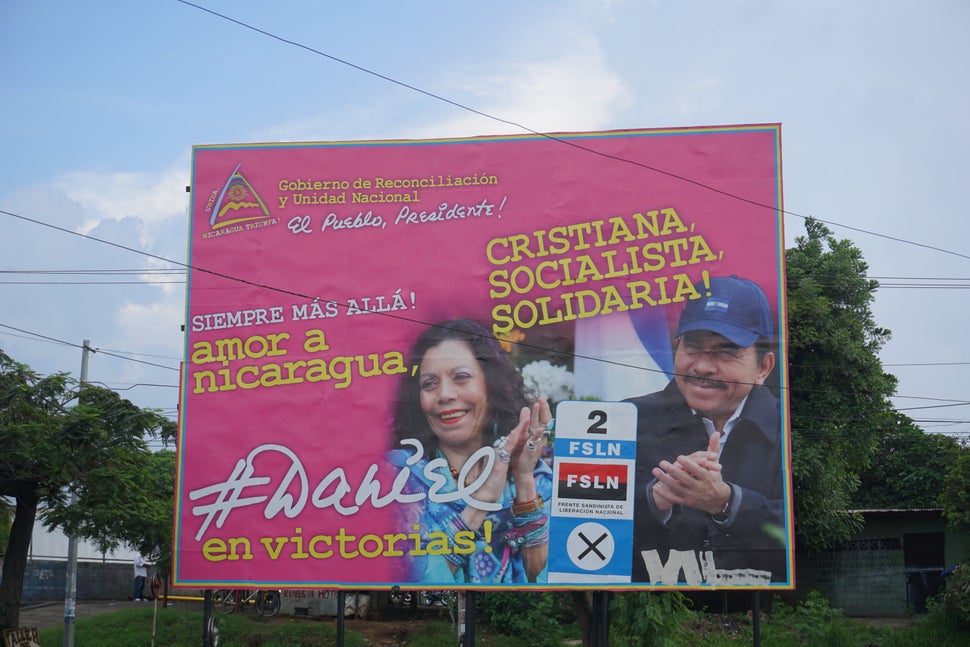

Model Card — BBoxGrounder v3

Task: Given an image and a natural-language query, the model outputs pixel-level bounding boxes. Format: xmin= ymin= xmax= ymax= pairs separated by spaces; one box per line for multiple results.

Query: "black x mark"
xmin=577 ymin=531 xmax=608 ymax=560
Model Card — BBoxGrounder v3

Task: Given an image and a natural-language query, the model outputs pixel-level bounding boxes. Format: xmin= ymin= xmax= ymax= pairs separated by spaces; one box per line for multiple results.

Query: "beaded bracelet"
xmin=523 ymin=522 xmax=550 ymax=548
xmin=506 ymin=514 xmax=549 ymax=550
xmin=511 ymin=508 xmax=545 ymax=525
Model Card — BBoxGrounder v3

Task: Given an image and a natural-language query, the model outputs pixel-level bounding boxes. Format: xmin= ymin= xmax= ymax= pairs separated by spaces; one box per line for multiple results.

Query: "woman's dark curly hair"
xmin=391 ymin=319 xmax=529 ymax=455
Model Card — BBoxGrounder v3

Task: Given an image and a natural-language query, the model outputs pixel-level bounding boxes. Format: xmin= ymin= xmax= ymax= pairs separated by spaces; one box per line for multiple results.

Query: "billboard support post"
xmin=337 ymin=591 xmax=346 ymax=646
xmin=462 ymin=591 xmax=476 ymax=647
xmin=752 ymin=591 xmax=761 ymax=647
xmin=202 ymin=590 xmax=212 ymax=647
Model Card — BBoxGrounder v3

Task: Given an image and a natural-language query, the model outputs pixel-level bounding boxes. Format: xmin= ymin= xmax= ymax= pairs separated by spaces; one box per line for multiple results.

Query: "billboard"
xmin=175 ymin=125 xmax=793 ymax=590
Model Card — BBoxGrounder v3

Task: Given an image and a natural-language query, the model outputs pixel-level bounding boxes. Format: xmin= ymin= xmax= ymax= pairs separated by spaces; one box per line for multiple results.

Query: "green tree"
xmin=40 ymin=386 xmax=177 ymax=559
xmin=0 ymin=349 xmax=174 ymax=630
xmin=42 ymin=445 xmax=178 ymax=585
xmin=941 ymin=443 xmax=970 ymax=529
xmin=138 ymin=449 xmax=177 ymax=584
xmin=853 ymin=412 xmax=960 ymax=509
xmin=785 ymin=218 xmax=899 ymax=550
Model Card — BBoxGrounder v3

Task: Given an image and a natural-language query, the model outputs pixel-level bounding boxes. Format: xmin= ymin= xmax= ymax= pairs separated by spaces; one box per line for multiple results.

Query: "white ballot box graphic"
xmin=548 ymin=400 xmax=638 ymax=583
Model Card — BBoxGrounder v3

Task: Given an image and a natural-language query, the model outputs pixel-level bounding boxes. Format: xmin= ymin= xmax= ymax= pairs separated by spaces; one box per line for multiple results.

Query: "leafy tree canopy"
xmin=853 ymin=412 xmax=961 ymax=509
xmin=786 ymin=218 xmax=899 ymax=550
xmin=0 ymin=348 xmax=175 ymax=630
xmin=941 ymin=446 xmax=970 ymax=529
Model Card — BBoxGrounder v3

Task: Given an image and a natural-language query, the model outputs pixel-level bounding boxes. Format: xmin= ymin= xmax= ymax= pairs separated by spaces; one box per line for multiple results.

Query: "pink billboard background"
xmin=175 ymin=125 xmax=790 ymax=589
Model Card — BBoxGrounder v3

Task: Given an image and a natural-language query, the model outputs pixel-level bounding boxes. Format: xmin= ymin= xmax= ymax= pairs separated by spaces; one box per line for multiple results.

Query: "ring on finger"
xmin=526 ymin=440 xmax=538 ymax=452
xmin=497 ymin=449 xmax=511 ymax=463
xmin=531 ymin=418 xmax=555 ymax=435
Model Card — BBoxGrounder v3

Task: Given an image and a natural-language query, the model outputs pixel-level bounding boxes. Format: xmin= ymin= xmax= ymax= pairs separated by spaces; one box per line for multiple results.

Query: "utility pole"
xmin=63 ymin=340 xmax=91 ymax=647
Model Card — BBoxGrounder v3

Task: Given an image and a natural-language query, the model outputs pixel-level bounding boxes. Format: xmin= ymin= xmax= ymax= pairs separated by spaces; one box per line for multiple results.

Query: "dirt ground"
xmin=345 ymin=614 xmax=448 ymax=646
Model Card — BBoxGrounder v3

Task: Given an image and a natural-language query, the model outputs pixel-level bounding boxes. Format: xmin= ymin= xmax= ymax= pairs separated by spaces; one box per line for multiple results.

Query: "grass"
xmin=676 ymin=608 xmax=969 ymax=647
xmin=35 ymin=606 xmax=481 ymax=647
xmin=37 ymin=606 xmax=365 ymax=647
xmin=33 ymin=602 xmax=969 ymax=647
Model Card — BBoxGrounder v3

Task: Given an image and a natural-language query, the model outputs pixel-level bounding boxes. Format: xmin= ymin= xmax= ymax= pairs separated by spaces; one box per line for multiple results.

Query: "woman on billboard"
xmin=387 ymin=319 xmax=553 ymax=583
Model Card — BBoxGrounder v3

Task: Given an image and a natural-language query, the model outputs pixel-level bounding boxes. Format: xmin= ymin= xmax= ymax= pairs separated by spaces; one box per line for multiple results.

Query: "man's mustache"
xmin=682 ymin=375 xmax=727 ymax=390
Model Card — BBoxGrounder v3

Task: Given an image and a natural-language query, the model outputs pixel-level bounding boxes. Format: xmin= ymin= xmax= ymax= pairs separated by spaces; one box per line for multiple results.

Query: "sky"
xmin=1 ymin=0 xmax=968 ymax=444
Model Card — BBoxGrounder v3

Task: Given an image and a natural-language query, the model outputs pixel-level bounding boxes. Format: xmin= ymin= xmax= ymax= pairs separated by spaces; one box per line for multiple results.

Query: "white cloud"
xmin=52 ymin=165 xmax=189 ymax=244
xmin=672 ymin=75 xmax=722 ymax=119
xmin=116 ymin=298 xmax=184 ymax=356
xmin=423 ymin=48 xmax=630 ymax=138
xmin=1 ymin=163 xmax=188 ymax=411
xmin=258 ymin=38 xmax=630 ymax=145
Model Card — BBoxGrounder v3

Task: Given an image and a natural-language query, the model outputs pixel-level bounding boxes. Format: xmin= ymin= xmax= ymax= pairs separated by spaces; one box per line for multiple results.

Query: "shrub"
xmin=940 ymin=563 xmax=970 ymax=629
xmin=609 ymin=591 xmax=693 ymax=647
xmin=479 ymin=591 xmax=573 ymax=647
xmin=770 ymin=591 xmax=847 ymax=645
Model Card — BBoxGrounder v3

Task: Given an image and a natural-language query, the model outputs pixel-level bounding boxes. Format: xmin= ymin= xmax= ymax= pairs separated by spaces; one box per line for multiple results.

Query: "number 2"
xmin=587 ymin=410 xmax=608 ymax=434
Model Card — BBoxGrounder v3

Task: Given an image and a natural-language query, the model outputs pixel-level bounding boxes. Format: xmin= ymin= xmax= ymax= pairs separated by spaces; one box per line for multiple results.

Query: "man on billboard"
xmin=628 ymin=275 xmax=786 ymax=583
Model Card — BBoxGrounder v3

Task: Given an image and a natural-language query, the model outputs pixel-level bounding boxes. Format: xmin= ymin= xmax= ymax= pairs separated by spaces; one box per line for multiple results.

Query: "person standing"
xmin=132 ymin=552 xmax=153 ymax=601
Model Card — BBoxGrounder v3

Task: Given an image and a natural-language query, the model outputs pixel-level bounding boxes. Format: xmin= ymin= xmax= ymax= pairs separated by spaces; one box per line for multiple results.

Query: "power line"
xmin=86 ymin=348 xmax=178 ymax=372
xmin=5 ymin=314 xmax=970 ymax=436
xmin=5 ymin=270 xmax=970 ymax=281
xmin=0 ymin=323 xmax=179 ymax=373
xmin=0 ymin=323 xmax=80 ymax=350
xmin=96 ymin=348 xmax=182 ymax=362
xmin=884 ymin=362 xmax=970 ymax=367
xmin=173 ymin=0 xmax=970 ymax=263
xmin=4 ymin=0 xmax=970 ymax=414
xmin=0 ymin=269 xmax=183 ymax=274
xmin=86 ymin=381 xmax=179 ymax=391
xmin=892 ymin=402 xmax=970 ymax=412
xmin=0 ymin=268 xmax=185 ymax=285
xmin=2 ymin=327 xmax=966 ymax=441
xmin=4 ymin=313 xmax=967 ymax=422
xmin=1 ymin=251 xmax=966 ymax=408
xmin=0 ymin=281 xmax=183 ymax=285
xmin=8 ymin=276 xmax=970 ymax=289
xmin=4 ymin=209 xmax=970 ymax=380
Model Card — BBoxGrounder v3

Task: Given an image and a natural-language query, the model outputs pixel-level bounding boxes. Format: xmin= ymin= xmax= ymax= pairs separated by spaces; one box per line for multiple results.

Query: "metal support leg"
xmin=752 ymin=591 xmax=761 ymax=647
xmin=463 ymin=590 xmax=476 ymax=647
xmin=337 ymin=591 xmax=346 ymax=647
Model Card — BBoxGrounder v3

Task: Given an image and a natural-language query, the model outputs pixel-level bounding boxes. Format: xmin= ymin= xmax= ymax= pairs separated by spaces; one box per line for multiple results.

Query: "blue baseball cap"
xmin=675 ymin=276 xmax=773 ymax=347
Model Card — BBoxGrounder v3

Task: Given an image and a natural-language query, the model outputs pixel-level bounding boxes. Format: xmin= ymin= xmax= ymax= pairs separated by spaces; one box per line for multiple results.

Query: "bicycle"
xmin=390 ymin=588 xmax=456 ymax=607
xmin=150 ymin=570 xmax=163 ymax=600
xmin=211 ymin=589 xmax=282 ymax=617
xmin=420 ymin=590 xmax=456 ymax=607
